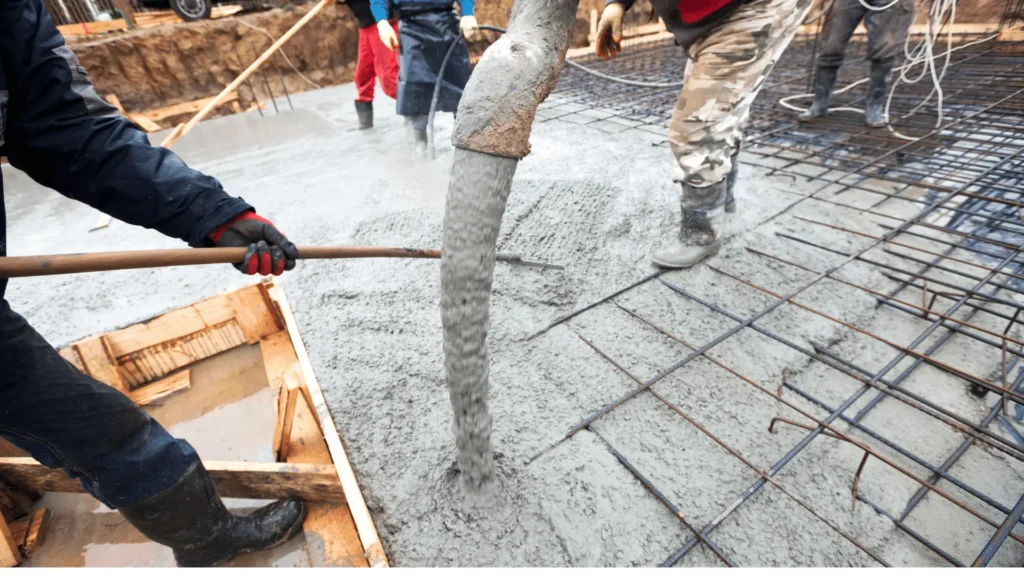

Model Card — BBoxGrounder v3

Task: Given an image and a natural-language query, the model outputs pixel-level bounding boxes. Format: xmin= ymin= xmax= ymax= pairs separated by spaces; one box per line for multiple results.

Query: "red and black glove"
xmin=209 ymin=211 xmax=298 ymax=276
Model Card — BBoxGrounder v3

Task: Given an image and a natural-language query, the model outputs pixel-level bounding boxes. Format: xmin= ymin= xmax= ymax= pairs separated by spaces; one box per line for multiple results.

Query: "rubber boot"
xmin=118 ymin=461 xmax=306 ymax=567
xmin=355 ymin=101 xmax=373 ymax=130
xmin=864 ymin=61 xmax=893 ymax=128
xmin=650 ymin=181 xmax=726 ymax=269
xmin=725 ymin=148 xmax=740 ymax=214
xmin=797 ymin=66 xmax=839 ymax=122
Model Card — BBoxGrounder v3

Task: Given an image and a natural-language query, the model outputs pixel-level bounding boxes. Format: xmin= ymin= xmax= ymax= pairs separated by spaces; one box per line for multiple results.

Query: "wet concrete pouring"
xmin=4 ymin=28 xmax=1024 ymax=567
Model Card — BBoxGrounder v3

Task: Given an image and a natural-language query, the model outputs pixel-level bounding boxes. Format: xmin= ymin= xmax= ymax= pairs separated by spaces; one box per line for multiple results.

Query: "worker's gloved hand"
xmin=459 ymin=15 xmax=481 ymax=42
xmin=209 ymin=211 xmax=298 ymax=276
xmin=378 ymin=20 xmax=399 ymax=51
xmin=596 ymin=2 xmax=625 ymax=61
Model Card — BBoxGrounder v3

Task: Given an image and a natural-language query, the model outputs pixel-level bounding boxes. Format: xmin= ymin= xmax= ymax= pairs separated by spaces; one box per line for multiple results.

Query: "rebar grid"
xmin=538 ymin=20 xmax=1024 ymax=567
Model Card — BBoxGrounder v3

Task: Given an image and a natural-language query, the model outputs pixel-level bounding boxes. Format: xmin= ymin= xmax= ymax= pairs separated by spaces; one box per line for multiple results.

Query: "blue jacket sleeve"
xmin=457 ymin=0 xmax=474 ymax=16
xmin=370 ymin=0 xmax=390 ymax=22
xmin=0 ymin=0 xmax=251 ymax=248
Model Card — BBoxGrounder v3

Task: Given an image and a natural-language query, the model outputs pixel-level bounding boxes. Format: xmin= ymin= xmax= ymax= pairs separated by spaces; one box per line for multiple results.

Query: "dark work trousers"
xmin=817 ymin=0 xmax=915 ymax=67
xmin=0 ymin=299 xmax=197 ymax=509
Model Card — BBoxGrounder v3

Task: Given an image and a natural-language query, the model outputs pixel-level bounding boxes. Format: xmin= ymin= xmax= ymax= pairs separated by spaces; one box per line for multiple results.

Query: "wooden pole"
xmin=159 ymin=0 xmax=330 ymax=148
xmin=0 ymin=246 xmax=559 ymax=278
xmin=0 ymin=246 xmax=440 ymax=278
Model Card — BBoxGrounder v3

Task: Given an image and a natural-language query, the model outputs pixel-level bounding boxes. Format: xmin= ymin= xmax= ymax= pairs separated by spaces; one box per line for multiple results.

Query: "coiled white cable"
xmin=780 ymin=0 xmax=999 ymax=141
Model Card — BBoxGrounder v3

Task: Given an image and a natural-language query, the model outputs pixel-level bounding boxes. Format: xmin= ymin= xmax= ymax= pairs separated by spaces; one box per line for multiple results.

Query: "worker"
xmin=0 ymin=0 xmax=304 ymax=566
xmin=343 ymin=0 xmax=400 ymax=129
xmin=798 ymin=0 xmax=915 ymax=127
xmin=370 ymin=0 xmax=480 ymax=148
xmin=596 ymin=0 xmax=813 ymax=269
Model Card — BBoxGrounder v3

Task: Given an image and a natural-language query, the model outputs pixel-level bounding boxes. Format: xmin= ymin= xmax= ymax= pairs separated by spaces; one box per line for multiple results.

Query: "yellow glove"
xmin=595 ymin=3 xmax=624 ymax=61
xmin=460 ymin=14 xmax=481 ymax=42
xmin=377 ymin=20 xmax=399 ymax=51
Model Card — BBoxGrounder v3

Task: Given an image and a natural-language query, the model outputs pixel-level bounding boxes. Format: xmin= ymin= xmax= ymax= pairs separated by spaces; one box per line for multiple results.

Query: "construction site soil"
xmin=5 ymin=67 xmax=1024 ymax=565
xmin=68 ymin=0 xmax=600 ymax=116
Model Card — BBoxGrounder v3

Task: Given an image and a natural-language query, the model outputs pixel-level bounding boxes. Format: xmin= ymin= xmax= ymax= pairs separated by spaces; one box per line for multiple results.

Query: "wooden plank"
xmin=116 ymin=320 xmax=246 ymax=387
xmin=56 ymin=346 xmax=85 ymax=373
xmin=999 ymin=27 xmax=1024 ymax=41
xmin=130 ymin=370 xmax=191 ymax=406
xmin=105 ymin=306 xmax=207 ymax=357
xmin=75 ymin=336 xmax=128 ymax=395
xmin=139 ymin=92 xmax=240 ymax=123
xmin=0 ymin=458 xmax=345 ymax=503
xmin=796 ymin=22 xmax=1002 ymax=37
xmin=9 ymin=508 xmax=50 ymax=558
xmin=275 ymin=369 xmax=301 ymax=462
xmin=0 ymin=480 xmax=31 ymax=524
xmin=266 ymin=281 xmax=388 ymax=567
xmin=193 ymin=293 xmax=235 ymax=326
xmin=260 ymin=331 xmax=298 ymax=393
xmin=57 ymin=20 xmax=129 ymax=37
xmin=229 ymin=284 xmax=282 ymax=343
xmin=0 ymin=517 xmax=19 ymax=567
xmin=104 ymin=94 xmax=127 ymax=115
xmin=128 ymin=113 xmax=163 ymax=133
xmin=259 ymin=312 xmax=366 ymax=567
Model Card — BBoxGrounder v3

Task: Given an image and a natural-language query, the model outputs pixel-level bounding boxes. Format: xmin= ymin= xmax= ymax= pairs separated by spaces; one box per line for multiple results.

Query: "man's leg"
xmin=0 ymin=300 xmax=304 ymax=566
xmin=354 ymin=25 xmax=378 ymax=129
xmin=862 ymin=0 xmax=914 ymax=127
xmin=654 ymin=0 xmax=813 ymax=269
xmin=798 ymin=0 xmax=866 ymax=120
xmin=372 ymin=20 xmax=400 ymax=100
xmin=0 ymin=300 xmax=196 ymax=507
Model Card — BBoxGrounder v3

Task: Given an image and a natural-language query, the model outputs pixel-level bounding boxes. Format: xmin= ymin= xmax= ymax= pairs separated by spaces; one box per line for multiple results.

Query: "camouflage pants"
xmin=669 ymin=0 xmax=813 ymax=189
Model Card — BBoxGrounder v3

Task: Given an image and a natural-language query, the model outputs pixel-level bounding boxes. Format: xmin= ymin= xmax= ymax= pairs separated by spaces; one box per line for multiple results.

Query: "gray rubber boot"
xmin=725 ymin=147 xmax=740 ymax=213
xmin=798 ymin=66 xmax=839 ymax=122
xmin=118 ymin=461 xmax=306 ymax=567
xmin=864 ymin=61 xmax=893 ymax=128
xmin=355 ymin=101 xmax=373 ymax=129
xmin=651 ymin=180 xmax=726 ymax=269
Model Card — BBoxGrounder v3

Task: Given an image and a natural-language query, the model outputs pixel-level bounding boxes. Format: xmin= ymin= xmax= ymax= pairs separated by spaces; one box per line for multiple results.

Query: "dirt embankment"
xmin=69 ymin=0 xmax=603 ymax=118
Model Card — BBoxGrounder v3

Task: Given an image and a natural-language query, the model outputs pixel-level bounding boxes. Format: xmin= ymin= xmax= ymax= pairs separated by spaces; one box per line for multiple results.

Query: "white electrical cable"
xmin=781 ymin=0 xmax=999 ymax=141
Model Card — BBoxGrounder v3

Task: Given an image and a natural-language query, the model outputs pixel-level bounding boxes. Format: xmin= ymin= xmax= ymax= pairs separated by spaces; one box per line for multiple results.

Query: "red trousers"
xmin=355 ymin=21 xmax=399 ymax=103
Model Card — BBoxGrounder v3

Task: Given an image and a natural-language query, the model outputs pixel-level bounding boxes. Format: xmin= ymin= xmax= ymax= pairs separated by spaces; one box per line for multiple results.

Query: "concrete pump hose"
xmin=427 ymin=23 xmax=684 ymax=158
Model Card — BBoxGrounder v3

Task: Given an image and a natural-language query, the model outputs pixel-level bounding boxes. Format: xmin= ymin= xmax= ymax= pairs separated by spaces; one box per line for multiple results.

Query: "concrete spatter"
xmin=7 ymin=80 xmax=1024 ymax=565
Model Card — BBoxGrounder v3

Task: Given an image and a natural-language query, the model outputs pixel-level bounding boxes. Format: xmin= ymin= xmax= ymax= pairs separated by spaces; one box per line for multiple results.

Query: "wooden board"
xmin=261 ymin=321 xmax=370 ymax=567
xmin=104 ymin=94 xmax=127 ymax=116
xmin=138 ymin=92 xmax=240 ymax=123
xmin=127 ymin=113 xmax=163 ymax=133
xmin=57 ymin=20 xmax=128 ymax=37
xmin=74 ymin=336 xmax=128 ymax=395
xmin=9 ymin=508 xmax=50 ymax=558
xmin=0 ymin=458 xmax=345 ymax=503
xmin=0 ymin=516 xmax=19 ymax=567
xmin=62 ymin=284 xmax=281 ymax=389
xmin=0 ymin=480 xmax=31 ymax=524
xmin=130 ymin=370 xmax=191 ymax=406
xmin=266 ymin=283 xmax=388 ymax=567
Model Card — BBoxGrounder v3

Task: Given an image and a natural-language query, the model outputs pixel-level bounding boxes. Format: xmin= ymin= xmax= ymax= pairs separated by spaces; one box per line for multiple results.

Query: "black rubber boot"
xmin=118 ymin=461 xmax=306 ymax=567
xmin=355 ymin=101 xmax=373 ymax=130
xmin=725 ymin=147 xmax=740 ymax=213
xmin=798 ymin=66 xmax=839 ymax=122
xmin=864 ymin=61 xmax=893 ymax=128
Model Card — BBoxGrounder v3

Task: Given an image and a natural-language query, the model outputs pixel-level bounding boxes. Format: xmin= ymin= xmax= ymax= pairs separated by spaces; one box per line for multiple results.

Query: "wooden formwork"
xmin=0 ymin=280 xmax=386 ymax=567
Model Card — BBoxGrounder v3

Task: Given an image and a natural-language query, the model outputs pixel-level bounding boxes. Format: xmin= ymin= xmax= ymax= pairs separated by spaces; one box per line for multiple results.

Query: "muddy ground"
xmin=67 ymin=0 xmax=1018 ymax=122
xmin=5 ymin=72 xmax=1024 ymax=565
xmin=69 ymin=0 xmax=601 ymax=117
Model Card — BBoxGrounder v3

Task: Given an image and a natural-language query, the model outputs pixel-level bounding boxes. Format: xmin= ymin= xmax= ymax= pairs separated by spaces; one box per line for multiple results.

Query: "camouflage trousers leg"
xmin=669 ymin=0 xmax=813 ymax=236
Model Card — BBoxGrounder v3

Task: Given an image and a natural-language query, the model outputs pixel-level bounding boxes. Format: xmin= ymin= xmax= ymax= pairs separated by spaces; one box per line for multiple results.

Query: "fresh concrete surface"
xmin=5 ymin=80 xmax=1024 ymax=566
